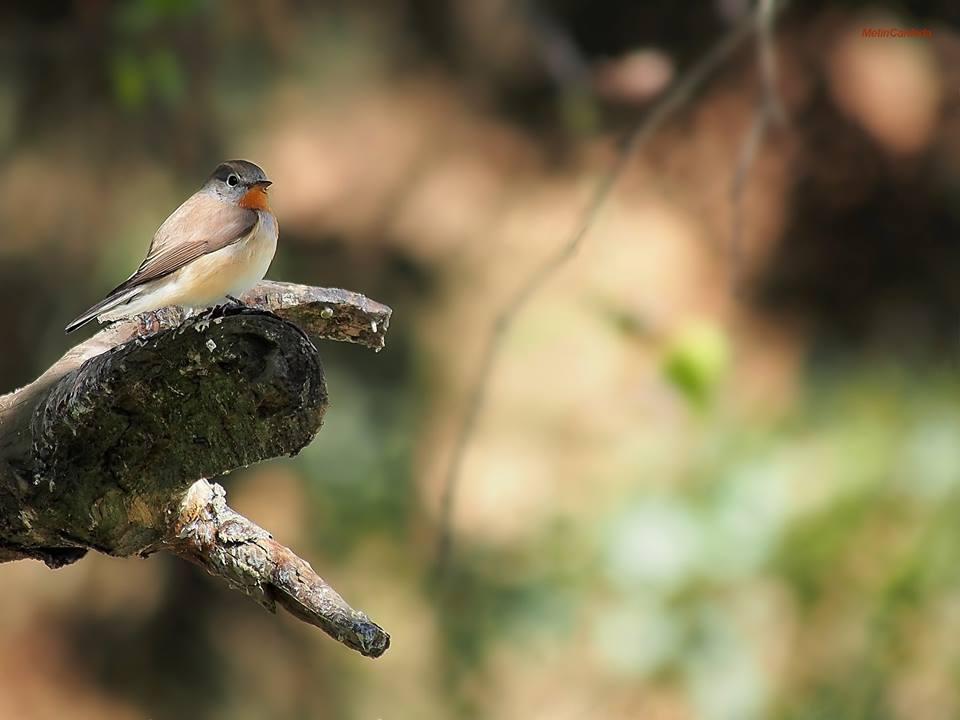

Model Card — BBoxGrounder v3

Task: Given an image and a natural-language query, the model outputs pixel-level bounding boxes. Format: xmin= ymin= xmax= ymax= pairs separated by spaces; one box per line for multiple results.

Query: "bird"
xmin=65 ymin=159 xmax=278 ymax=334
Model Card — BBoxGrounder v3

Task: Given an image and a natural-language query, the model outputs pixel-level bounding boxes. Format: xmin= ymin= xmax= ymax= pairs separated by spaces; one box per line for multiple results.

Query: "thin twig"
xmin=433 ymin=7 xmax=776 ymax=576
xmin=729 ymin=0 xmax=788 ymax=295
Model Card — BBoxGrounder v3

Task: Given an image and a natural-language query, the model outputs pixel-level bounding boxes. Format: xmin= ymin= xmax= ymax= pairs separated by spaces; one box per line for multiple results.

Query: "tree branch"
xmin=170 ymin=479 xmax=390 ymax=658
xmin=0 ymin=281 xmax=392 ymax=658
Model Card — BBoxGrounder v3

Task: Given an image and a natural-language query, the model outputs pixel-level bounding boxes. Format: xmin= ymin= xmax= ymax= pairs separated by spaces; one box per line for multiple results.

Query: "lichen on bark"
xmin=0 ymin=282 xmax=392 ymax=657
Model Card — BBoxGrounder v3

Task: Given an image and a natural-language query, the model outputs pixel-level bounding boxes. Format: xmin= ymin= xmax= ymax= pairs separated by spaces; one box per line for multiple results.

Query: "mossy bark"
xmin=0 ymin=282 xmax=392 ymax=657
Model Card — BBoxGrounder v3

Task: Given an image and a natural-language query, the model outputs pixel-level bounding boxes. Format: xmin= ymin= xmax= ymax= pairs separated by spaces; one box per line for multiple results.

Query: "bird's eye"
xmin=227 ymin=174 xmax=239 ymax=187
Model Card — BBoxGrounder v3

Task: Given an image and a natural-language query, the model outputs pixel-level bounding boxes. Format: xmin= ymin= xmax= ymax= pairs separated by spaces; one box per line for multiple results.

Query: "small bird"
xmin=66 ymin=160 xmax=278 ymax=334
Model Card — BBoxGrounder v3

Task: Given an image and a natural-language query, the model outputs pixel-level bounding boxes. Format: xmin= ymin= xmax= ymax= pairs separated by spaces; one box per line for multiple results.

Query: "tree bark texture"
xmin=0 ymin=281 xmax=392 ymax=658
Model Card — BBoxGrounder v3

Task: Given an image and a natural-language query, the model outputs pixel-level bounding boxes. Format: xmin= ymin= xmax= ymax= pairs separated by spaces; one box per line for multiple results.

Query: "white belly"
xmin=100 ymin=212 xmax=278 ymax=321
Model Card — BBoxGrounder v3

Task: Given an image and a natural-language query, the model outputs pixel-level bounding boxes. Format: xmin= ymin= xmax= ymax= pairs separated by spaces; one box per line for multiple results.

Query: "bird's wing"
xmin=108 ymin=193 xmax=258 ymax=296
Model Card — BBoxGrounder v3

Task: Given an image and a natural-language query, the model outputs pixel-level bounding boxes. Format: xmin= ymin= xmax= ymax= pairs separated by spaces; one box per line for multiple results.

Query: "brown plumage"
xmin=66 ymin=160 xmax=277 ymax=334
xmin=108 ymin=194 xmax=258 ymax=297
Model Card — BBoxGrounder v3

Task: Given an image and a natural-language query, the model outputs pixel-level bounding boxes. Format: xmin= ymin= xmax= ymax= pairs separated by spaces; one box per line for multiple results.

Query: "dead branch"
xmin=0 ymin=281 xmax=392 ymax=658
xmin=170 ymin=479 xmax=390 ymax=658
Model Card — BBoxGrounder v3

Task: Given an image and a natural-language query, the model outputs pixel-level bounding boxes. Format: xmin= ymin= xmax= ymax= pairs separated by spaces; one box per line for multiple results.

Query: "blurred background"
xmin=1 ymin=0 xmax=959 ymax=718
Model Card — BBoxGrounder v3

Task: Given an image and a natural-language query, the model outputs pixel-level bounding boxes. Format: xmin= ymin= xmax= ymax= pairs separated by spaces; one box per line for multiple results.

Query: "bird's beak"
xmin=238 ymin=180 xmax=273 ymax=210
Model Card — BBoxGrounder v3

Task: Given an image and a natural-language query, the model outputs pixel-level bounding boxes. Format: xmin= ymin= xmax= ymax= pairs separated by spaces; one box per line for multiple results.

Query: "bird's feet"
xmin=210 ymin=296 xmax=247 ymax=320
xmin=135 ymin=311 xmax=162 ymax=337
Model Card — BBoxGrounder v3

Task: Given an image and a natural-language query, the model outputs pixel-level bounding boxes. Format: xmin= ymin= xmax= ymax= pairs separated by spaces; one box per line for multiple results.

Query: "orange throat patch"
xmin=238 ymin=185 xmax=271 ymax=211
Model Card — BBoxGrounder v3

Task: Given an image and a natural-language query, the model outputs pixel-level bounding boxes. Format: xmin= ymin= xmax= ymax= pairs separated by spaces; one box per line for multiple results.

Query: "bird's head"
xmin=205 ymin=159 xmax=272 ymax=211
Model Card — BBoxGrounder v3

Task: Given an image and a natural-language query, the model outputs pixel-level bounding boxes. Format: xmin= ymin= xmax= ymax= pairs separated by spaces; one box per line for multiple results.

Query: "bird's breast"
xmin=230 ymin=211 xmax=278 ymax=291
xmin=172 ymin=211 xmax=278 ymax=305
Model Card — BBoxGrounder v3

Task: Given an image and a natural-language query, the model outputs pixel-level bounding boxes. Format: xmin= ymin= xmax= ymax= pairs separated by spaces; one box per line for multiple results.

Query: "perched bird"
xmin=65 ymin=160 xmax=278 ymax=333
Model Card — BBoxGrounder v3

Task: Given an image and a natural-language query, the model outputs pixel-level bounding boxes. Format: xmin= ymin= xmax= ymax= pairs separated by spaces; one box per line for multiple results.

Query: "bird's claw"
xmin=135 ymin=311 xmax=162 ymax=337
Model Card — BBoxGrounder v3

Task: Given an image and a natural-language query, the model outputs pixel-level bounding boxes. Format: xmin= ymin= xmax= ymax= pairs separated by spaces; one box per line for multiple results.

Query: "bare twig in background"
xmin=524 ymin=1 xmax=593 ymax=92
xmin=434 ymin=5 xmax=790 ymax=575
xmin=0 ymin=282 xmax=392 ymax=658
xmin=729 ymin=0 xmax=788 ymax=294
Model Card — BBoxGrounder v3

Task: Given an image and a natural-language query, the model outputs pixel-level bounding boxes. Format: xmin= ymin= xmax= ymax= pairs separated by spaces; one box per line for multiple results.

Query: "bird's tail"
xmin=65 ymin=288 xmax=140 ymax=334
